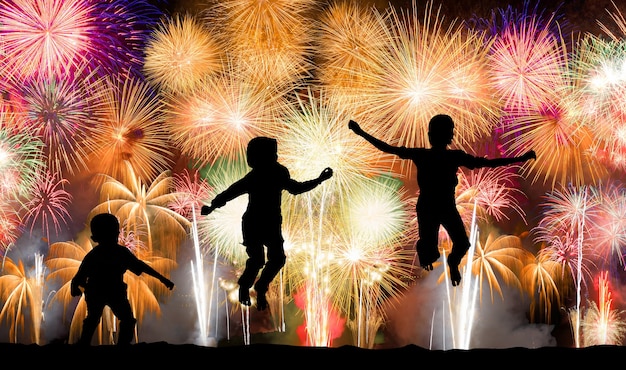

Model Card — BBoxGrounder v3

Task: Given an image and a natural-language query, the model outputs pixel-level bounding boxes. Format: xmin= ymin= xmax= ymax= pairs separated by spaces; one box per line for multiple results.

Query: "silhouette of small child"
xmin=201 ymin=136 xmax=333 ymax=310
xmin=70 ymin=213 xmax=175 ymax=345
xmin=349 ymin=115 xmax=536 ymax=286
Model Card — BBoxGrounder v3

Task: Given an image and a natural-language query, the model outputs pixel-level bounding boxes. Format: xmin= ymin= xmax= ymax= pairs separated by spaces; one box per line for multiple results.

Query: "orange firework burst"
xmin=315 ymin=1 xmax=389 ymax=114
xmin=90 ymin=161 xmax=191 ymax=260
xmin=466 ymin=229 xmax=533 ymax=304
xmin=520 ymin=244 xmax=563 ymax=324
xmin=163 ymin=65 xmax=284 ymax=169
xmin=0 ymin=254 xmax=45 ymax=344
xmin=143 ymin=13 xmax=225 ymax=95
xmin=85 ymin=75 xmax=174 ymax=183
xmin=207 ymin=0 xmax=317 ymax=90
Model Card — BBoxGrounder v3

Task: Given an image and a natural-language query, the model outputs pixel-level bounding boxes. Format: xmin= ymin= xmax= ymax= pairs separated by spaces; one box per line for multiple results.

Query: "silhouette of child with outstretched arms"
xmin=70 ymin=212 xmax=175 ymax=345
xmin=201 ymin=136 xmax=333 ymax=310
xmin=348 ymin=115 xmax=536 ymax=286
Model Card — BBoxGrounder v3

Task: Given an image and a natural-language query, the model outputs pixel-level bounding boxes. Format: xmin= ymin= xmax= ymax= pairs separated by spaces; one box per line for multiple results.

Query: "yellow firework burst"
xmin=144 ymin=13 xmax=225 ymax=94
xmin=351 ymin=1 xmax=500 ymax=173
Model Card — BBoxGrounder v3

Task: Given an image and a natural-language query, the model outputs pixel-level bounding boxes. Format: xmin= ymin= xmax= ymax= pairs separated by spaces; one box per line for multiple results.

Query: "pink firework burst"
xmin=21 ymin=171 xmax=72 ymax=244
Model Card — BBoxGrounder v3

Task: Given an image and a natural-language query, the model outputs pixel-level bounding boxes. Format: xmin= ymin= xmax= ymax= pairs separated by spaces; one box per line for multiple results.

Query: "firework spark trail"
xmin=581 ymin=270 xmax=626 ymax=346
xmin=535 ymin=184 xmax=596 ymax=347
xmin=190 ymin=205 xmax=210 ymax=344
xmin=444 ymin=200 xmax=479 ymax=349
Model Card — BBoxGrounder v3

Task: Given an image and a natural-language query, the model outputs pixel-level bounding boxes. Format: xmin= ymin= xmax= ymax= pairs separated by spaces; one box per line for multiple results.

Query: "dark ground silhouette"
xmin=7 ymin=342 xmax=626 ymax=369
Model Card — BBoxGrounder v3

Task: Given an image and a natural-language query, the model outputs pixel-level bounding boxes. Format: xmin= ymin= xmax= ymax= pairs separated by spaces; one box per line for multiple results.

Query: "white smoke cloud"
xmin=382 ymin=264 xmax=557 ymax=350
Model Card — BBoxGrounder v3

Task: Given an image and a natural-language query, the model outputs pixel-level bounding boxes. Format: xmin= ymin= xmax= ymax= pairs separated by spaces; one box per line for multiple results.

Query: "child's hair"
xmin=90 ymin=213 xmax=120 ymax=243
xmin=246 ymin=137 xmax=278 ymax=168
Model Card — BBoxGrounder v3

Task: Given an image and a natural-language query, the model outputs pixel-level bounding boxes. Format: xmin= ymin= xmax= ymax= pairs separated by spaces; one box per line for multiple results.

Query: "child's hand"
xmin=161 ymin=277 xmax=175 ymax=290
xmin=348 ymin=120 xmax=362 ymax=134
xmin=200 ymin=205 xmax=214 ymax=215
xmin=319 ymin=167 xmax=333 ymax=181
xmin=524 ymin=150 xmax=536 ymax=161
xmin=70 ymin=283 xmax=82 ymax=297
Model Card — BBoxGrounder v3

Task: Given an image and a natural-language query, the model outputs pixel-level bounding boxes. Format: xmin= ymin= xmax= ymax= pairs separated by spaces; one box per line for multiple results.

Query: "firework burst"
xmin=164 ymin=65 xmax=284 ymax=169
xmin=0 ymin=126 xmax=46 ymax=198
xmin=0 ymin=254 xmax=45 ymax=344
xmin=86 ymin=75 xmax=174 ymax=183
xmin=197 ymin=156 xmax=250 ymax=267
xmin=277 ymin=87 xmax=399 ymax=200
xmin=582 ymin=271 xmax=626 ymax=346
xmin=351 ymin=1 xmax=500 ymax=173
xmin=588 ymin=182 xmax=626 ymax=269
xmin=143 ymin=13 xmax=225 ymax=95
xmin=90 ymin=161 xmax=191 ymax=260
xmin=21 ymin=171 xmax=72 ymax=245
xmin=16 ymin=65 xmax=98 ymax=178
xmin=168 ymin=168 xmax=212 ymax=221
xmin=207 ymin=0 xmax=318 ymax=90
xmin=520 ymin=246 xmax=563 ymax=324
xmin=457 ymin=165 xmax=529 ymax=224
xmin=466 ymin=229 xmax=533 ymax=303
xmin=486 ymin=10 xmax=565 ymax=109
xmin=0 ymin=0 xmax=96 ymax=78
xmin=315 ymin=0 xmax=389 ymax=113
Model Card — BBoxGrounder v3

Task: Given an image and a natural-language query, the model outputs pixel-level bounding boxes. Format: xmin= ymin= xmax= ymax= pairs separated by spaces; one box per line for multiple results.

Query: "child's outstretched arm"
xmin=349 ymin=120 xmax=405 ymax=156
xmin=286 ymin=167 xmax=333 ymax=195
xmin=471 ymin=150 xmax=536 ymax=169
xmin=201 ymin=177 xmax=248 ymax=215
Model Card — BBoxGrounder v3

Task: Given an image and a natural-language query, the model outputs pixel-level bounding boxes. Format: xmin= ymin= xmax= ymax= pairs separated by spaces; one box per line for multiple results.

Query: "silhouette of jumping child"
xmin=201 ymin=136 xmax=333 ymax=310
xmin=349 ymin=115 xmax=536 ymax=286
xmin=70 ymin=212 xmax=175 ymax=345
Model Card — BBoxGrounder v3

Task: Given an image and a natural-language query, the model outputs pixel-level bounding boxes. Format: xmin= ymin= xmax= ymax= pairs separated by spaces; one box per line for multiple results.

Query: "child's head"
xmin=90 ymin=213 xmax=120 ymax=244
xmin=428 ymin=114 xmax=454 ymax=147
xmin=246 ymin=137 xmax=278 ymax=168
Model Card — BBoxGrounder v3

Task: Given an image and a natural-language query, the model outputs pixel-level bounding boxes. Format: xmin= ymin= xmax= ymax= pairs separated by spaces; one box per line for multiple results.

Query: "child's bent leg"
xmin=415 ymin=211 xmax=440 ymax=270
xmin=238 ymin=244 xmax=265 ymax=306
xmin=253 ymin=242 xmax=286 ymax=311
